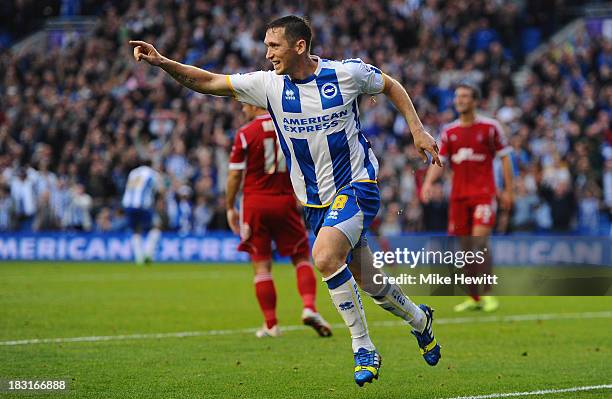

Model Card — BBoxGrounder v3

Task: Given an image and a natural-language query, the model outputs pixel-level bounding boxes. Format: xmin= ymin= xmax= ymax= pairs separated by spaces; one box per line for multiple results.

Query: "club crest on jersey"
xmin=285 ymin=89 xmax=296 ymax=101
xmin=321 ymin=82 xmax=338 ymax=99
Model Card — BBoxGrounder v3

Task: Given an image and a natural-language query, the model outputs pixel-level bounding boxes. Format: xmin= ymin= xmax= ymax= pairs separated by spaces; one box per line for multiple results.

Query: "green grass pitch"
xmin=0 ymin=262 xmax=610 ymax=398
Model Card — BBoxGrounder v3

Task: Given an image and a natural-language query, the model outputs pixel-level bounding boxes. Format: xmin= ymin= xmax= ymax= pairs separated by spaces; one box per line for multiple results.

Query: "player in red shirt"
xmin=226 ymin=103 xmax=332 ymax=338
xmin=422 ymin=83 xmax=513 ymax=312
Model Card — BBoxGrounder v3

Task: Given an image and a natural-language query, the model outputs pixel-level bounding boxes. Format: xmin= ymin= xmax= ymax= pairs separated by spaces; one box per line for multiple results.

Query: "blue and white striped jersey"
xmin=122 ymin=166 xmax=161 ymax=210
xmin=228 ymin=57 xmax=383 ymax=207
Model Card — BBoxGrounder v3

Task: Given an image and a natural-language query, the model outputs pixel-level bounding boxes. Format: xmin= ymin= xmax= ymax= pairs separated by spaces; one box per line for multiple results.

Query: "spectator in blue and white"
xmin=9 ymin=167 xmax=36 ymax=230
xmin=165 ymin=140 xmax=191 ymax=183
xmin=164 ymin=188 xmax=179 ymax=231
xmin=33 ymin=191 xmax=60 ymax=231
xmin=52 ymin=177 xmax=72 ymax=228
xmin=0 ymin=184 xmax=14 ymax=231
xmin=94 ymin=207 xmax=113 ymax=232
xmin=496 ymin=96 xmax=522 ymax=126
xmin=512 ymin=178 xmax=539 ymax=231
xmin=176 ymin=185 xmax=193 ymax=235
xmin=193 ymin=194 xmax=213 ymax=235
xmin=111 ymin=208 xmax=128 ymax=232
xmin=32 ymin=159 xmax=58 ymax=198
xmin=534 ymin=201 xmax=553 ymax=231
xmin=577 ymin=183 xmax=602 ymax=235
xmin=509 ymin=133 xmax=531 ymax=169
xmin=62 ymin=184 xmax=93 ymax=231
xmin=541 ymin=154 xmax=571 ymax=189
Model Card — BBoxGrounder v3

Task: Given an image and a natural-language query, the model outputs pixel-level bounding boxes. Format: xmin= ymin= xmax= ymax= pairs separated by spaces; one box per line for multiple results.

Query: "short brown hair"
xmin=456 ymin=82 xmax=481 ymax=100
xmin=266 ymin=15 xmax=312 ymax=52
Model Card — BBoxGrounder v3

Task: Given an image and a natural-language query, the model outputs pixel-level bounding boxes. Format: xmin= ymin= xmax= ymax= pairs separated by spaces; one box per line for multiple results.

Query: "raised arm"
xmin=382 ymin=73 xmax=442 ymax=167
xmin=129 ymin=40 xmax=233 ymax=97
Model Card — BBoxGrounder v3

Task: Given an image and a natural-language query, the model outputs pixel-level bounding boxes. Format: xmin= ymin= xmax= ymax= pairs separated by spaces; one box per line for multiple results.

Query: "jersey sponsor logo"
xmin=285 ymin=89 xmax=296 ymax=101
xmin=281 ymin=109 xmax=348 ymax=133
xmin=321 ymin=82 xmax=338 ymax=99
xmin=451 ymin=147 xmax=487 ymax=164
xmin=474 ymin=203 xmax=494 ymax=224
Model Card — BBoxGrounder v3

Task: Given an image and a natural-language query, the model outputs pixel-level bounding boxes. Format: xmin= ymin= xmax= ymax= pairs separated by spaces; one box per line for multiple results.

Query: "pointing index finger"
xmin=129 ymin=40 xmax=148 ymax=47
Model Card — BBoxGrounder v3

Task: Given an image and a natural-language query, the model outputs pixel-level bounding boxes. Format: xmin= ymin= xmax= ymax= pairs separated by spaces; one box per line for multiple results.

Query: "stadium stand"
xmin=0 ymin=0 xmax=610 ymax=234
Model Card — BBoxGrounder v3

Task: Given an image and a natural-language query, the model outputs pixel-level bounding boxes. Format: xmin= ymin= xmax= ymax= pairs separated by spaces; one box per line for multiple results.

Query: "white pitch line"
xmin=0 ymin=311 xmax=610 ymax=347
xmin=441 ymin=384 xmax=612 ymax=399
xmin=0 ymin=271 xmax=226 ymax=283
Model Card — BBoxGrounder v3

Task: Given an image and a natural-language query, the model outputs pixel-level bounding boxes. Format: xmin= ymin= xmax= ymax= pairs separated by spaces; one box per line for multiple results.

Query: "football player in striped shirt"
xmin=130 ymin=15 xmax=442 ymax=386
xmin=122 ymin=159 xmax=163 ymax=265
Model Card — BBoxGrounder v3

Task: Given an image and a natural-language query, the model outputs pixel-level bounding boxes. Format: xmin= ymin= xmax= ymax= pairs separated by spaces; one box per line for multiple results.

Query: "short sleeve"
xmin=342 ymin=59 xmax=385 ymax=95
xmin=227 ymin=71 xmax=271 ymax=109
xmin=229 ymin=130 xmax=247 ymax=170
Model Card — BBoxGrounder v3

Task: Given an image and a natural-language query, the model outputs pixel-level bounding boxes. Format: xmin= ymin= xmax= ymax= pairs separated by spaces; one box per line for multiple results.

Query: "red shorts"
xmin=238 ymin=194 xmax=310 ymax=261
xmin=448 ymin=196 xmax=497 ymax=236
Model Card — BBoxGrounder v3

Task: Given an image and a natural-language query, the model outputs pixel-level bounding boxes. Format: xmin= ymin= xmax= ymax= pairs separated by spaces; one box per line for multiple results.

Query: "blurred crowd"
xmin=0 ymin=0 xmax=610 ymax=235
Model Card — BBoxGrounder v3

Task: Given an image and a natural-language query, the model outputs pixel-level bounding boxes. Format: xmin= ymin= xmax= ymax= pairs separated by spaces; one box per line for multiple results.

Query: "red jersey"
xmin=229 ymin=114 xmax=294 ymax=196
xmin=438 ymin=115 xmax=510 ymax=200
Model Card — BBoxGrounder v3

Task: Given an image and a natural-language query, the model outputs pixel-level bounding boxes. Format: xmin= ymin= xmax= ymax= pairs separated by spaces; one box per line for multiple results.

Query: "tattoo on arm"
xmin=171 ymin=72 xmax=196 ymax=87
xmin=161 ymin=60 xmax=218 ymax=94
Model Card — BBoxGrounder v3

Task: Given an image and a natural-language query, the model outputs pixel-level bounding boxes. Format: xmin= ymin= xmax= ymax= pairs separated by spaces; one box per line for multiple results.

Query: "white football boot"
xmin=255 ymin=323 xmax=281 ymax=338
xmin=301 ymin=308 xmax=332 ymax=337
